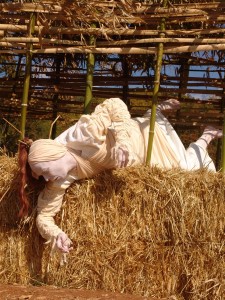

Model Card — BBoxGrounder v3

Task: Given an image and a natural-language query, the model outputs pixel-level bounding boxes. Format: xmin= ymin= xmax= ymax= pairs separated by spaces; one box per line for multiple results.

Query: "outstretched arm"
xmin=36 ymin=175 xmax=75 ymax=253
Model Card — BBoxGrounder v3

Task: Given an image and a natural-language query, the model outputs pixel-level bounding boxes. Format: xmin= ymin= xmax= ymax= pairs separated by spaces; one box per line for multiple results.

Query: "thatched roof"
xmin=0 ymin=0 xmax=225 ymax=129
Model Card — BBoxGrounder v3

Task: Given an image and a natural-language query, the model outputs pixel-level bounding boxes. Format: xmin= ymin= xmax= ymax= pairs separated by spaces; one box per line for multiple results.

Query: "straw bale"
xmin=0 ymin=155 xmax=224 ymax=299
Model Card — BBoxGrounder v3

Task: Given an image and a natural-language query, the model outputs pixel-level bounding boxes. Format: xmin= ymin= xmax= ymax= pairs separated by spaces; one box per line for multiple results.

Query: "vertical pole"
xmin=122 ymin=56 xmax=130 ymax=109
xmin=51 ymin=54 xmax=62 ymax=139
xmin=216 ymin=94 xmax=224 ymax=170
xmin=178 ymin=54 xmax=191 ymax=101
xmin=12 ymin=55 xmax=22 ymax=95
xmin=146 ymin=0 xmax=167 ymax=165
xmin=84 ymin=25 xmax=96 ymax=114
xmin=218 ymin=81 xmax=225 ymax=171
xmin=221 ymin=113 xmax=225 ymax=172
xmin=20 ymin=13 xmax=35 ymax=139
xmin=216 ymin=138 xmax=222 ymax=171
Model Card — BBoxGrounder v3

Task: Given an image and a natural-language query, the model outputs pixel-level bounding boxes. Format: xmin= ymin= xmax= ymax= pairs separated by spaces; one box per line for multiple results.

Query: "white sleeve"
xmin=55 ymin=98 xmax=133 ymax=158
xmin=36 ymin=175 xmax=76 ymax=242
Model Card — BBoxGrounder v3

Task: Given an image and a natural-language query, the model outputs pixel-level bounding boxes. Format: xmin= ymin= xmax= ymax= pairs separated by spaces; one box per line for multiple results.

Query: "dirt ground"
xmin=0 ymin=284 xmax=163 ymax=300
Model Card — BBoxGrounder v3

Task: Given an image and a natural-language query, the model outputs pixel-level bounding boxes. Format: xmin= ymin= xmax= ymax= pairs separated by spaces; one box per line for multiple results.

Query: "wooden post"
xmin=215 ymin=91 xmax=224 ymax=170
xmin=178 ymin=54 xmax=191 ymax=101
xmin=84 ymin=25 xmax=96 ymax=114
xmin=146 ymin=0 xmax=167 ymax=165
xmin=221 ymin=109 xmax=225 ymax=172
xmin=51 ymin=54 xmax=63 ymax=139
xmin=20 ymin=13 xmax=35 ymax=139
xmin=12 ymin=55 xmax=22 ymax=96
xmin=219 ymin=80 xmax=225 ymax=172
xmin=122 ymin=56 xmax=130 ymax=109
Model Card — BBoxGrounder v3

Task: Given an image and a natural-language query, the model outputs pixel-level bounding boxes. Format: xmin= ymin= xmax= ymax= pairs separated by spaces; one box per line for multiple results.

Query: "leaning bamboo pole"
xmin=146 ymin=0 xmax=167 ymax=165
xmin=20 ymin=13 xmax=35 ymax=139
xmin=83 ymin=25 xmax=96 ymax=114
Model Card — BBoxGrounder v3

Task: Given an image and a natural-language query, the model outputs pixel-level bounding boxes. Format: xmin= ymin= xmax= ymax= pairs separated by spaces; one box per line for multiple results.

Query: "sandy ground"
xmin=0 ymin=284 xmax=163 ymax=300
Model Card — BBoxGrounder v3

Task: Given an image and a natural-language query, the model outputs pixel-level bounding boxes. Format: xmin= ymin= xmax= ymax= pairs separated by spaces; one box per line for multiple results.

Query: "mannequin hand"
xmin=116 ymin=147 xmax=129 ymax=168
xmin=56 ymin=232 xmax=73 ymax=253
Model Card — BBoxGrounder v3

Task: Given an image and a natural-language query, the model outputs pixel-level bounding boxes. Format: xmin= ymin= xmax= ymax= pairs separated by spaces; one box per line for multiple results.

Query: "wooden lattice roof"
xmin=0 ymin=0 xmax=225 ymax=129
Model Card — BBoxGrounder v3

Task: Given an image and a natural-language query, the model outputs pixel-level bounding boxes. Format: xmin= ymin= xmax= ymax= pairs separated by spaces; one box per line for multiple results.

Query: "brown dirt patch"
xmin=0 ymin=284 xmax=161 ymax=300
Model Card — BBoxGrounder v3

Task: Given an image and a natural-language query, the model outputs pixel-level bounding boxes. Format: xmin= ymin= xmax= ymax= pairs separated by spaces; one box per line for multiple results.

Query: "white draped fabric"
xmin=35 ymin=98 xmax=215 ymax=244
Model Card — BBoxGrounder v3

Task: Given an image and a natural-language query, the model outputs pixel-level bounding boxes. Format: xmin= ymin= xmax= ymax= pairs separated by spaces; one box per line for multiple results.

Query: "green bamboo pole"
xmin=20 ymin=13 xmax=35 ymax=139
xmin=146 ymin=0 xmax=167 ymax=165
xmin=84 ymin=25 xmax=96 ymax=114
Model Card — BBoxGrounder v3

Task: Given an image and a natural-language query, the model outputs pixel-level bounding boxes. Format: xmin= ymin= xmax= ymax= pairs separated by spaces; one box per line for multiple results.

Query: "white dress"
xmin=35 ymin=98 xmax=216 ymax=243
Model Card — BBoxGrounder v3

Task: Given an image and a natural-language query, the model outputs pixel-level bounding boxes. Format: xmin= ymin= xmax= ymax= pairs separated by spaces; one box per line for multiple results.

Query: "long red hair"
xmin=18 ymin=138 xmax=33 ymax=218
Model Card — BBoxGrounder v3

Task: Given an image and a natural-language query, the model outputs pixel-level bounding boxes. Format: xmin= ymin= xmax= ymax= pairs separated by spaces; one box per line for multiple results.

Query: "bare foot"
xmin=143 ymin=99 xmax=180 ymax=118
xmin=158 ymin=99 xmax=181 ymax=111
xmin=203 ymin=126 xmax=223 ymax=139
xmin=196 ymin=126 xmax=223 ymax=149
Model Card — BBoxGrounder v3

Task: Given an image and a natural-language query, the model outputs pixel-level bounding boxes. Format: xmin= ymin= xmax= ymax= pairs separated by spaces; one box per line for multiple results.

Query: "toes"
xmin=203 ymin=126 xmax=223 ymax=138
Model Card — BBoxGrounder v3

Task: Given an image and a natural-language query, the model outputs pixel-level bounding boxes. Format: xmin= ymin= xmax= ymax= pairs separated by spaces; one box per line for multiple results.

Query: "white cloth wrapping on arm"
xmin=36 ymin=172 xmax=77 ymax=243
xmin=55 ymin=98 xmax=139 ymax=164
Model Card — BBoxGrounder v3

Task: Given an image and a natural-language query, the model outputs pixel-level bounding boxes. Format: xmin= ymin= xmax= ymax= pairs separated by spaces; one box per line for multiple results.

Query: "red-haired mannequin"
xmin=18 ymin=98 xmax=223 ymax=258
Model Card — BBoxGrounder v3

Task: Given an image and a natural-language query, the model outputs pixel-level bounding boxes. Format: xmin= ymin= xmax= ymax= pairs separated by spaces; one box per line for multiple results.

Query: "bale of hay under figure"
xmin=0 ymin=155 xmax=224 ymax=300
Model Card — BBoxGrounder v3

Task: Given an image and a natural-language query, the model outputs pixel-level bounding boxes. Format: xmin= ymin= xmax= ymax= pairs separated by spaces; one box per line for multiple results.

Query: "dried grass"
xmin=0 ymin=155 xmax=224 ymax=300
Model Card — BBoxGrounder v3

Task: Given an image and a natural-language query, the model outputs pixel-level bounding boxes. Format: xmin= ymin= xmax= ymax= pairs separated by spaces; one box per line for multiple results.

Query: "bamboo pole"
xmin=83 ymin=25 xmax=96 ymax=114
xmin=146 ymin=0 xmax=167 ymax=165
xmin=97 ymin=37 xmax=225 ymax=46
xmin=3 ymin=43 xmax=225 ymax=55
xmin=20 ymin=13 xmax=35 ymax=139
xmin=2 ymin=24 xmax=225 ymax=37
xmin=4 ymin=37 xmax=225 ymax=45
